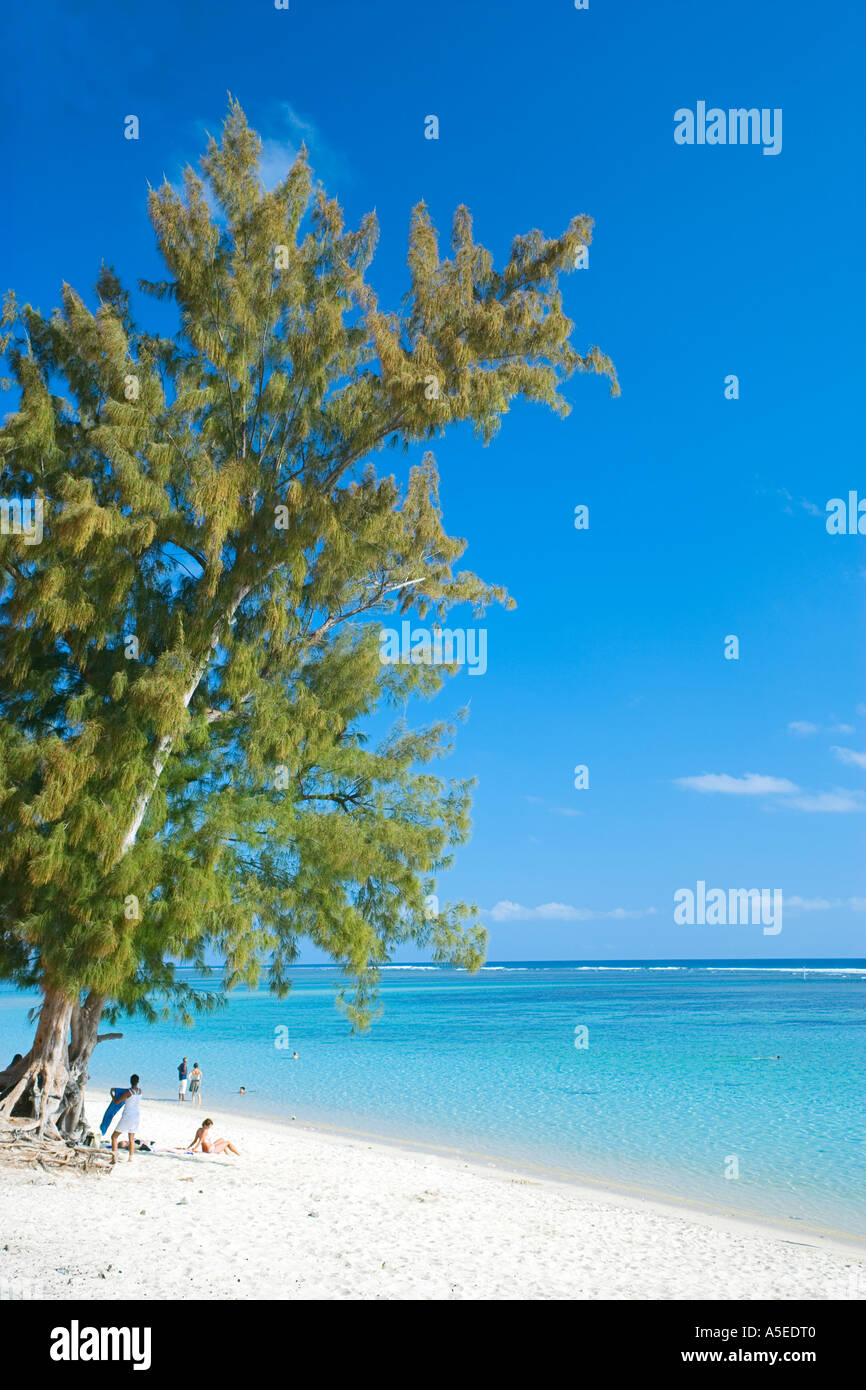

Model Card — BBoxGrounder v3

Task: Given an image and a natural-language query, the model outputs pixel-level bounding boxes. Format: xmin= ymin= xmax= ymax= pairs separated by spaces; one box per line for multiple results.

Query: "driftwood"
xmin=0 ymin=1127 xmax=114 ymax=1175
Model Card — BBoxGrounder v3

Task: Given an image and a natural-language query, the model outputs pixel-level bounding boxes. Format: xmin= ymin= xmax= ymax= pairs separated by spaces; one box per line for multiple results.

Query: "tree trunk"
xmin=6 ymin=596 xmax=252 ymax=1139
xmin=56 ymin=992 xmax=109 ymax=1139
xmin=0 ymin=985 xmax=74 ymax=1136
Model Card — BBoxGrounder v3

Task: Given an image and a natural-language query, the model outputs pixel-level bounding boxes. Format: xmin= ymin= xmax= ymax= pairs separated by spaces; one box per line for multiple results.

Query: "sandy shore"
xmin=1 ymin=1090 xmax=864 ymax=1301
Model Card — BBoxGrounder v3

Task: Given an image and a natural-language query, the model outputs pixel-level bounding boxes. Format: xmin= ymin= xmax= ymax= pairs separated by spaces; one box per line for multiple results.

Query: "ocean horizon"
xmin=3 ymin=958 xmax=864 ymax=1242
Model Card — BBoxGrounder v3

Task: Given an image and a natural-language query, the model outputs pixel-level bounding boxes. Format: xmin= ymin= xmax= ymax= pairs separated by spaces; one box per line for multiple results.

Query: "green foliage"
xmin=0 ymin=100 xmax=615 ymax=1026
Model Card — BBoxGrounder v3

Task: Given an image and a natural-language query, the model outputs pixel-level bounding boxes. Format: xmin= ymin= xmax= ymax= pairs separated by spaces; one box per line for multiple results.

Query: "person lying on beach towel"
xmin=187 ymin=1118 xmax=240 ymax=1156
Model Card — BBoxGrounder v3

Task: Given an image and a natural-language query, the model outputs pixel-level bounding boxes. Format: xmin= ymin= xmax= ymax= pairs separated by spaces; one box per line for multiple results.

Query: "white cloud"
xmin=524 ymin=796 xmax=583 ymax=817
xmin=674 ymin=770 xmax=866 ymax=813
xmin=776 ymin=487 xmax=822 ymax=517
xmin=831 ymin=746 xmax=866 ymax=770
xmin=788 ymin=718 xmax=854 ymax=736
xmin=782 ymin=790 xmax=866 ymax=813
xmin=188 ymin=103 xmax=341 ymax=205
xmin=258 ymin=103 xmax=347 ymax=191
xmin=258 ymin=137 xmax=303 ymax=190
xmin=787 ymin=895 xmax=866 ymax=911
xmin=674 ymin=773 xmax=799 ymax=796
xmin=256 ymin=104 xmax=320 ymax=188
xmin=485 ymin=901 xmax=657 ymax=923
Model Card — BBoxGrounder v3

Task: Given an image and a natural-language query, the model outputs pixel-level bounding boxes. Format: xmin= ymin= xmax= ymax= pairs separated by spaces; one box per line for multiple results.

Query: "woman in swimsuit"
xmin=188 ymin=1117 xmax=240 ymax=1156
xmin=188 ymin=1063 xmax=203 ymax=1105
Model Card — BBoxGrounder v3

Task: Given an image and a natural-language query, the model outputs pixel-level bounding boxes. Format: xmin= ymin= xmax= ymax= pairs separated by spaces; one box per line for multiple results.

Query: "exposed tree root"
xmin=0 ymin=1127 xmax=114 ymax=1174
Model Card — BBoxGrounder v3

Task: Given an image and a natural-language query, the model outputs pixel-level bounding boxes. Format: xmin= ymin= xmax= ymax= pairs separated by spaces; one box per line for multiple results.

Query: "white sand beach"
xmin=1 ymin=1090 xmax=863 ymax=1301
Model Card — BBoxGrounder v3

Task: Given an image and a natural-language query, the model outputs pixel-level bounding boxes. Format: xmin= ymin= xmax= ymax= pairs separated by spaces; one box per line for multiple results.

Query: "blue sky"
xmin=1 ymin=0 xmax=864 ymax=960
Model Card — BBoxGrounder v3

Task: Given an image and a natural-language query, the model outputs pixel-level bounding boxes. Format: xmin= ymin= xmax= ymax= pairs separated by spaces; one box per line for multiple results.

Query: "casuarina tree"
xmin=0 ymin=100 xmax=617 ymax=1139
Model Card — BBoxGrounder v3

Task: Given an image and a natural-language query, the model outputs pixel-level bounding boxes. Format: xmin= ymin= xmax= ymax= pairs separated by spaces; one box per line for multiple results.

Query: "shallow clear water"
xmin=2 ymin=961 xmax=864 ymax=1239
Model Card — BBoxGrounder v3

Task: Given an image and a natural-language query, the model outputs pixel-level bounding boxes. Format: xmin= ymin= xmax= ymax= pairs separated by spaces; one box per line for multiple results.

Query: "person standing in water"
xmin=177 ymin=1057 xmax=189 ymax=1102
xmin=110 ymin=1075 xmax=142 ymax=1163
xmin=188 ymin=1062 xmax=203 ymax=1106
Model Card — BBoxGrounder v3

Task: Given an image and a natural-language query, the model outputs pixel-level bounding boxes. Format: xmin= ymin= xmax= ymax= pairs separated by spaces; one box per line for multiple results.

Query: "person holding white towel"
xmin=110 ymin=1074 xmax=142 ymax=1163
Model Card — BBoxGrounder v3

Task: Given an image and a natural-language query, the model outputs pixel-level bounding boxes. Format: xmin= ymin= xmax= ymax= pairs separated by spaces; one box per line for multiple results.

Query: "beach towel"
xmin=99 ymin=1084 xmax=129 ymax=1136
